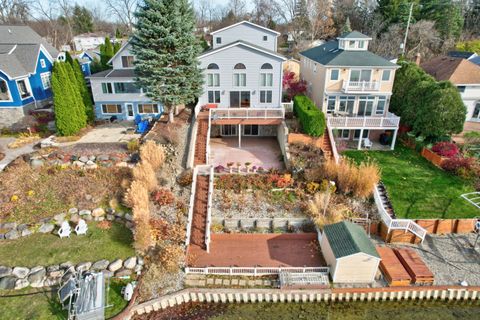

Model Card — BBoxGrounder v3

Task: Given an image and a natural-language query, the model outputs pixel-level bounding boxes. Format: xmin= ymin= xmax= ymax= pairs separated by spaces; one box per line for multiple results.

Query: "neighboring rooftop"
xmin=339 ymin=31 xmax=372 ymax=39
xmin=300 ymin=40 xmax=397 ymax=67
xmin=88 ymin=69 xmax=135 ymax=78
xmin=448 ymin=51 xmax=477 ymax=59
xmin=323 ymin=221 xmax=380 ymax=259
xmin=0 ymin=25 xmax=58 ymax=58
xmin=421 ymin=56 xmax=480 ymax=85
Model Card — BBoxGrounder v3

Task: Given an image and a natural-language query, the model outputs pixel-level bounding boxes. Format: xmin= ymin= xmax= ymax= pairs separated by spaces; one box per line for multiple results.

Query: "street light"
xmin=401 ymin=2 xmax=415 ymax=56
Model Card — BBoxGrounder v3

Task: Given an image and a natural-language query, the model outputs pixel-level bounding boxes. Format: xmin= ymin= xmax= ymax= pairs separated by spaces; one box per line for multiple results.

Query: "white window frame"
xmin=472 ymin=102 xmax=480 ymax=120
xmin=260 ymin=73 xmax=273 ymax=87
xmin=353 ymin=129 xmax=369 ymax=140
xmin=338 ymin=129 xmax=350 ymax=139
xmin=243 ymin=124 xmax=259 ymax=136
xmin=207 ymin=73 xmax=220 ymax=87
xmin=349 ymin=69 xmax=372 ymax=82
xmin=138 ymin=103 xmax=159 ymax=114
xmin=221 ymin=124 xmax=237 ymax=136
xmin=121 ymin=56 xmax=135 ymax=68
xmin=259 ymin=90 xmax=272 ymax=103
xmin=40 ymin=72 xmax=51 ymax=89
xmin=208 ymin=90 xmax=221 ymax=103
xmin=381 ymin=70 xmax=391 ymax=82
xmin=101 ymin=103 xmax=122 ymax=114
xmin=375 ymin=96 xmax=387 ymax=115
xmin=330 ymin=69 xmax=339 ymax=81
xmin=16 ymin=78 xmax=32 ymax=99
xmin=102 ymin=82 xmax=113 ymax=94
xmin=40 ymin=59 xmax=46 ymax=68
xmin=0 ymin=78 xmax=12 ymax=102
xmin=216 ymin=37 xmax=221 ymax=44
xmin=327 ymin=96 xmax=336 ymax=113
xmin=233 ymin=73 xmax=246 ymax=87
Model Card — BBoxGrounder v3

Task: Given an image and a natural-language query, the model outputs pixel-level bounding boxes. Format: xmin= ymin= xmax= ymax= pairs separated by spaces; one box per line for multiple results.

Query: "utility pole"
xmin=401 ymin=2 xmax=414 ymax=56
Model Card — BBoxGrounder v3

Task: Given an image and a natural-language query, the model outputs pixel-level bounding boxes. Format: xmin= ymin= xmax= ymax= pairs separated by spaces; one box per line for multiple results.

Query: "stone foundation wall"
xmin=0 ymin=107 xmax=26 ymax=128
xmin=211 ymin=217 xmax=313 ymax=233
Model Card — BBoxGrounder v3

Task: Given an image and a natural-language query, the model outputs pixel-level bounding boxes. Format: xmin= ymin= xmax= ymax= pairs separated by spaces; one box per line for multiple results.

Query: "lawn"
xmin=344 ymin=145 xmax=478 ymax=219
xmin=0 ymin=280 xmax=129 ymax=320
xmin=0 ymin=222 xmax=134 ymax=267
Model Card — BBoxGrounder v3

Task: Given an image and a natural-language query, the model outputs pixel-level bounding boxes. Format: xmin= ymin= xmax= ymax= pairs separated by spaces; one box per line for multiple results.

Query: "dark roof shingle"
xmin=421 ymin=56 xmax=480 ymax=84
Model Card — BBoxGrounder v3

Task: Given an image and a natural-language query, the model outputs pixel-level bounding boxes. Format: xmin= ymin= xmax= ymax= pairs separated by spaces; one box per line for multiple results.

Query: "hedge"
xmin=293 ymin=95 xmax=326 ymax=137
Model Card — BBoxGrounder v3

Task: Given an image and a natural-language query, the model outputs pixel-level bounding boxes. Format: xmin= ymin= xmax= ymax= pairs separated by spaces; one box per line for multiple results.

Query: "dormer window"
xmin=216 ymin=37 xmax=221 ymax=44
xmin=121 ymin=56 xmax=134 ymax=68
xmin=263 ymin=36 xmax=268 ymax=41
xmin=359 ymin=41 xmax=365 ymax=49
xmin=349 ymin=41 xmax=355 ymax=49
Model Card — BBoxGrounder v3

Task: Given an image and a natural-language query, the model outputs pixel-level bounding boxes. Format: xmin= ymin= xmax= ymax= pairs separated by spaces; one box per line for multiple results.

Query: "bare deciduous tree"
xmin=104 ymin=0 xmax=137 ymax=31
xmin=305 ymin=0 xmax=336 ymax=41
xmin=227 ymin=0 xmax=247 ymax=19
xmin=0 ymin=0 xmax=31 ymax=24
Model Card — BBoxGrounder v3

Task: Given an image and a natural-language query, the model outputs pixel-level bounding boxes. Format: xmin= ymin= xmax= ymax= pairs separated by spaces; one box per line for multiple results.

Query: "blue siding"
xmin=94 ymin=101 xmax=164 ymax=120
xmin=0 ymin=70 xmax=23 ymax=107
xmin=80 ymin=62 xmax=91 ymax=76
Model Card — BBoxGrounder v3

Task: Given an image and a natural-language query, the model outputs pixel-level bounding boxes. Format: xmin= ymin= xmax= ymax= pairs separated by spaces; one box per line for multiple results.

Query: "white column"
xmin=357 ymin=129 xmax=363 ymax=150
xmin=391 ymin=128 xmax=398 ymax=150
xmin=238 ymin=124 xmax=242 ymax=148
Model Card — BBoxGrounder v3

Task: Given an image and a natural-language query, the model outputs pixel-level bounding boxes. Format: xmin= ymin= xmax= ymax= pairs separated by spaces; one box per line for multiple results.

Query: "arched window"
xmin=234 ymin=63 xmax=246 ymax=69
xmin=261 ymin=63 xmax=273 ymax=69
xmin=207 ymin=63 xmax=219 ymax=70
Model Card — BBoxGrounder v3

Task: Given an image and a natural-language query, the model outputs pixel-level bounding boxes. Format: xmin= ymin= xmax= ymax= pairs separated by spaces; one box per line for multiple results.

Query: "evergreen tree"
xmin=65 ymin=51 xmax=74 ymax=65
xmin=419 ymin=0 xmax=464 ymax=40
xmin=72 ymin=5 xmax=94 ymax=34
xmin=341 ymin=17 xmax=352 ymax=34
xmin=73 ymin=60 xmax=94 ymax=123
xmin=131 ymin=0 xmax=203 ymax=123
xmin=100 ymin=37 xmax=114 ymax=68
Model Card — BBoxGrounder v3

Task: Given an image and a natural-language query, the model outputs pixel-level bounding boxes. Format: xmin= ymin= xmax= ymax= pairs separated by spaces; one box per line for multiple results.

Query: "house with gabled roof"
xmin=300 ymin=31 xmax=401 ymax=150
xmin=320 ymin=221 xmax=381 ymax=283
xmin=0 ymin=26 xmax=59 ymax=128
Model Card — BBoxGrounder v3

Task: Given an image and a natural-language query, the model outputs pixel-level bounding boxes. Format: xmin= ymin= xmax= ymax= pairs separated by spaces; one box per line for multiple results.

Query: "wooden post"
xmin=357 ymin=129 xmax=364 ymax=150
xmin=391 ymin=128 xmax=398 ymax=150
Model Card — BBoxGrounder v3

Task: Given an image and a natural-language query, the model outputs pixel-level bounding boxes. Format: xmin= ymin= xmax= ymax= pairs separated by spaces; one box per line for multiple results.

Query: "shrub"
xmin=293 ymin=95 xmax=326 ymax=137
xmin=158 ymin=243 xmax=184 ymax=272
xmin=177 ymin=169 xmax=193 ymax=186
xmin=431 ymin=141 xmax=459 ymax=158
xmin=152 ymin=188 xmax=175 ymax=206
xmin=132 ymin=161 xmax=158 ymax=192
xmin=124 ymin=180 xmax=150 ymax=208
xmin=307 ymin=192 xmax=343 ymax=228
xmin=140 ymin=140 xmax=165 ymax=170
xmin=441 ymin=157 xmax=475 ymax=172
xmin=127 ymin=139 xmax=140 ymax=152
xmin=132 ymin=204 xmax=154 ymax=253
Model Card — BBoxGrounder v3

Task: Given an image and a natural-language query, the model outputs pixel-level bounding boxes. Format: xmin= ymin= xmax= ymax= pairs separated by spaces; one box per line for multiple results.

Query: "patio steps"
xmin=194 ymin=119 xmax=208 ymax=165
xmin=189 ymin=175 xmax=209 ymax=249
xmin=376 ymin=182 xmax=396 ymax=219
xmin=321 ymin=128 xmax=333 ymax=160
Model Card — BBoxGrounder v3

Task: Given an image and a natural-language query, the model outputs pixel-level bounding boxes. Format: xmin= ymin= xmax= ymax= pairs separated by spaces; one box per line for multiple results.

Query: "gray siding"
xmin=111 ymin=44 xmax=134 ymax=70
xmin=212 ymin=24 xmax=277 ymax=51
xmin=199 ymin=45 xmax=284 ymax=108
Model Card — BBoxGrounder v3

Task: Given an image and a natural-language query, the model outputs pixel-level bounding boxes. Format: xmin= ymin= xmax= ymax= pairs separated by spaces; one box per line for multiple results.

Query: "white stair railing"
xmin=327 ymin=125 xmax=340 ymax=164
xmin=185 ymin=266 xmax=330 ymax=276
xmin=373 ymin=184 xmax=427 ymax=242
xmin=185 ymin=166 xmax=199 ymax=246
xmin=205 ymin=165 xmax=214 ymax=253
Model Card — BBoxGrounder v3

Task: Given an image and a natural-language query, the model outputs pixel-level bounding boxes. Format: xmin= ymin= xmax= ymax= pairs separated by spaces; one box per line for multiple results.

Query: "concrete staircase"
xmin=194 ymin=119 xmax=208 ymax=165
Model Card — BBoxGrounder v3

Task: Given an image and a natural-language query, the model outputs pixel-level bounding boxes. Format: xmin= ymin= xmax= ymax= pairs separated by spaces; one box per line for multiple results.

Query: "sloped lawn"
xmin=344 ymin=145 xmax=478 ymax=219
xmin=0 ymin=222 xmax=134 ymax=267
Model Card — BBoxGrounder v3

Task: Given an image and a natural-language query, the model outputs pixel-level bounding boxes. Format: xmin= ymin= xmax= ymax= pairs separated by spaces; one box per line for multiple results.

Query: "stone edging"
xmin=127 ymin=286 xmax=480 ymax=319
xmin=0 ymin=256 xmax=143 ymax=290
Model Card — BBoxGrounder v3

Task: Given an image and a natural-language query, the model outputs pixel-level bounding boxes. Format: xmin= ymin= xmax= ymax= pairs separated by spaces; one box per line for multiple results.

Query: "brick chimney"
xmin=415 ymin=53 xmax=421 ymax=66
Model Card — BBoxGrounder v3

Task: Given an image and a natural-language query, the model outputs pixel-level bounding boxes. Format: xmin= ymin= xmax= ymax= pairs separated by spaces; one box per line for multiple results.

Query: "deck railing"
xmin=342 ymin=80 xmax=380 ymax=92
xmin=373 ymin=184 xmax=427 ymax=242
xmin=327 ymin=113 xmax=400 ymax=129
xmin=327 ymin=125 xmax=340 ymax=164
xmin=210 ymin=108 xmax=285 ymax=120
xmin=206 ymin=109 xmax=212 ymax=165
xmin=185 ymin=166 xmax=199 ymax=246
xmin=185 ymin=266 xmax=330 ymax=276
xmin=205 ymin=165 xmax=214 ymax=253
xmin=281 ymin=101 xmax=294 ymax=113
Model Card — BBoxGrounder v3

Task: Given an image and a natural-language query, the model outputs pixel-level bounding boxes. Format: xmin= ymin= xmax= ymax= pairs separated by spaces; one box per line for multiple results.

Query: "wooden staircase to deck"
xmin=194 ymin=119 xmax=208 ymax=165
xmin=189 ymin=175 xmax=209 ymax=250
xmin=321 ymin=128 xmax=333 ymax=160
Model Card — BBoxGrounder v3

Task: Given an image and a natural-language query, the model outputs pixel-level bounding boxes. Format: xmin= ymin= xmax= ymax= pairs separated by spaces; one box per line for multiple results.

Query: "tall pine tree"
xmin=131 ymin=0 xmax=203 ymax=123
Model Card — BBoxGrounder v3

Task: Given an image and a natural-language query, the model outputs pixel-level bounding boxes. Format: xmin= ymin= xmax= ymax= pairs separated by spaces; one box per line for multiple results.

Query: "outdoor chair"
xmin=363 ymin=138 xmax=373 ymax=149
xmin=58 ymin=221 xmax=72 ymax=238
xmin=75 ymin=219 xmax=88 ymax=236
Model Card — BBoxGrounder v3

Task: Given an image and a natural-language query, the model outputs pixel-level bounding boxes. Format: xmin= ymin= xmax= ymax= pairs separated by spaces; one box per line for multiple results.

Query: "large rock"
xmin=85 ymin=161 xmax=98 ymax=170
xmin=21 ymin=229 xmax=32 ymax=237
xmin=76 ymin=262 xmax=92 ymax=272
xmin=2 ymin=222 xmax=17 ymax=230
xmin=92 ymin=259 xmax=110 ymax=271
xmin=15 ymin=278 xmax=30 ymax=290
xmin=12 ymin=267 xmax=29 ymax=279
xmin=54 ymin=213 xmax=66 ymax=223
xmin=28 ymin=267 xmax=46 ymax=286
xmin=92 ymin=208 xmax=105 ymax=218
xmin=44 ymin=278 xmax=60 ymax=287
xmin=17 ymin=224 xmax=28 ymax=231
xmin=0 ymin=266 xmax=12 ymax=278
xmin=31 ymin=159 xmax=45 ymax=169
xmin=73 ymin=160 xmax=85 ymax=168
xmin=97 ymin=154 xmax=109 ymax=161
xmin=70 ymin=214 xmax=80 ymax=223
xmin=60 ymin=261 xmax=73 ymax=269
xmin=114 ymin=268 xmax=132 ymax=277
xmin=124 ymin=213 xmax=133 ymax=221
xmin=5 ymin=229 xmax=19 ymax=239
xmin=68 ymin=208 xmax=79 ymax=215
xmin=79 ymin=156 xmax=89 ymax=163
xmin=38 ymin=223 xmax=54 ymax=233
xmin=123 ymin=257 xmax=137 ymax=270
xmin=108 ymin=259 xmax=123 ymax=272
xmin=79 ymin=209 xmax=91 ymax=216
xmin=0 ymin=276 xmax=17 ymax=290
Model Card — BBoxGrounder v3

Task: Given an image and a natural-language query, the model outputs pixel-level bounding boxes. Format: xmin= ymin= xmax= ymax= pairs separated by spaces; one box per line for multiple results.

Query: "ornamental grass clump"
xmin=132 ymin=203 xmax=154 ymax=253
xmin=124 ymin=180 xmax=150 ymax=209
xmin=132 ymin=161 xmax=158 ymax=192
xmin=140 ymin=140 xmax=165 ymax=170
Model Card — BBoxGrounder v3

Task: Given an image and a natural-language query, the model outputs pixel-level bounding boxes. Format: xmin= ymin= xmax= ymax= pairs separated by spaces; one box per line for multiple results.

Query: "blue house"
xmin=0 ymin=26 xmax=59 ymax=128
xmin=76 ymin=50 xmax=101 ymax=77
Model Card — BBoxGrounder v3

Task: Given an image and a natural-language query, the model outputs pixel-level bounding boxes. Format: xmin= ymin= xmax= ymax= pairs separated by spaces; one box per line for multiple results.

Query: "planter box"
xmin=435 ymin=219 xmax=456 ymax=234
xmin=456 ymin=219 xmax=475 ymax=233
xmin=288 ymin=133 xmax=324 ymax=149
xmin=415 ymin=219 xmax=437 ymax=233
xmin=421 ymin=148 xmax=449 ymax=168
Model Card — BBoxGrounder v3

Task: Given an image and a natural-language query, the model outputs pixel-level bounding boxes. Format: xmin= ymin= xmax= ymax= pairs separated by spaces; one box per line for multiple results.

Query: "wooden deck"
xmin=376 ymin=246 xmax=412 ymax=287
xmin=395 ymin=248 xmax=434 ymax=285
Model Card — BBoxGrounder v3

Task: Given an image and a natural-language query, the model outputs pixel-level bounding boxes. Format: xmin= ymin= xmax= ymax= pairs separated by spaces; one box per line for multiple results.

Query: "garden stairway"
xmin=376 ymin=182 xmax=396 ymax=219
xmin=189 ymin=175 xmax=209 ymax=250
xmin=321 ymin=128 xmax=333 ymax=160
xmin=194 ymin=119 xmax=208 ymax=165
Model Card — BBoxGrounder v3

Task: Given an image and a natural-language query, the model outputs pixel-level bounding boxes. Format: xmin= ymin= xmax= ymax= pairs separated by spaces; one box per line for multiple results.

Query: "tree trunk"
xmin=168 ymin=107 xmax=175 ymax=123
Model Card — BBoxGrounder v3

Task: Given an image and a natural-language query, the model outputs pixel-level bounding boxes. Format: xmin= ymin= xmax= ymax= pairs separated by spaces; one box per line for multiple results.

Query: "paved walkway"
xmin=0 ymin=137 xmax=36 ymax=171
xmin=62 ymin=122 xmax=140 ymax=145
xmin=188 ymin=233 xmax=323 ymax=267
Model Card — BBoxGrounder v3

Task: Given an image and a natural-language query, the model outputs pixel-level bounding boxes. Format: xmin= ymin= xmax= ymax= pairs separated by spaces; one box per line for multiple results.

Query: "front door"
xmin=230 ymin=91 xmax=250 ymax=108
xmin=125 ymin=103 xmax=134 ymax=120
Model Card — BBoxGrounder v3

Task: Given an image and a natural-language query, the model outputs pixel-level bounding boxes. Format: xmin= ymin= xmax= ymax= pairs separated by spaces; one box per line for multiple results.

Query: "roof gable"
xmin=199 ymin=40 xmax=286 ymax=61
xmin=0 ymin=25 xmax=58 ymax=58
xmin=339 ymin=31 xmax=371 ymax=39
xmin=421 ymin=56 xmax=480 ymax=84
xmin=107 ymin=41 xmax=131 ymax=65
xmin=323 ymin=221 xmax=380 ymax=259
xmin=211 ymin=20 xmax=280 ymax=36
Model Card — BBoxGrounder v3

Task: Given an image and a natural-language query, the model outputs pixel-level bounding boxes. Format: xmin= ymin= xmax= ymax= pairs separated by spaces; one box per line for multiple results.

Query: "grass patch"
xmin=0 ymin=280 xmax=129 ymax=320
xmin=344 ymin=145 xmax=478 ymax=219
xmin=0 ymin=222 xmax=134 ymax=267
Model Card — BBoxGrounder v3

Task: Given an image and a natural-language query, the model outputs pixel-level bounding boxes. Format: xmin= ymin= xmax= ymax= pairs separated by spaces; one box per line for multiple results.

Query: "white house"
xmin=73 ymin=33 xmax=106 ymax=51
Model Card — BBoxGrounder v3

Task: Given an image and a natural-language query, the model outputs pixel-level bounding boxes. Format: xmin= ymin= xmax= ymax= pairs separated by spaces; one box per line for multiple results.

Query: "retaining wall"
xmin=277 ymin=122 xmax=291 ymax=169
xmin=128 ymin=286 xmax=480 ymax=318
xmin=210 ymin=217 xmax=312 ymax=232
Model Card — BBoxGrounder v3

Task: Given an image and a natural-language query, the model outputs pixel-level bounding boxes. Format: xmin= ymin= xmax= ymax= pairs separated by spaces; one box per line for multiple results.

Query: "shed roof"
xmin=300 ymin=40 xmax=397 ymax=67
xmin=323 ymin=221 xmax=380 ymax=259
xmin=421 ymin=56 xmax=480 ymax=84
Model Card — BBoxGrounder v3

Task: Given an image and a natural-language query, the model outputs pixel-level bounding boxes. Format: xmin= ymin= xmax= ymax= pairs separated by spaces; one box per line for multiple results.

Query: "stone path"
xmin=0 ymin=137 xmax=36 ymax=171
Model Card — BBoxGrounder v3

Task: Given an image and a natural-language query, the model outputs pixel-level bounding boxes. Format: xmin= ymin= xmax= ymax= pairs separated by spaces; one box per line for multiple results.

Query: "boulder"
xmin=125 ymin=221 xmax=134 ymax=229
xmin=17 ymin=224 xmax=28 ymax=232
xmin=0 ymin=276 xmax=17 ymax=290
xmin=73 ymin=160 xmax=85 ymax=167
xmin=92 ymin=208 xmax=105 ymax=218
xmin=115 ymin=212 xmax=124 ymax=218
xmin=60 ymin=261 xmax=73 ymax=269
xmin=79 ymin=209 xmax=91 ymax=216
xmin=0 ymin=266 xmax=13 ymax=278
xmin=116 ymin=161 xmax=128 ymax=167
xmin=114 ymin=268 xmax=132 ymax=277
xmin=31 ymin=159 xmax=45 ymax=169
xmin=44 ymin=277 xmax=60 ymax=287
xmin=2 ymin=222 xmax=17 ymax=230
xmin=108 ymin=259 xmax=123 ymax=272
xmin=68 ymin=208 xmax=79 ymax=215
xmin=38 ymin=223 xmax=54 ymax=234
xmin=92 ymin=259 xmax=110 ymax=271
xmin=88 ymin=155 xmax=96 ymax=162
xmin=5 ymin=229 xmax=19 ymax=239
xmin=76 ymin=262 xmax=92 ymax=272
xmin=101 ymin=270 xmax=114 ymax=278
xmin=124 ymin=213 xmax=133 ymax=221
xmin=21 ymin=229 xmax=32 ymax=237
xmin=47 ymin=265 xmax=59 ymax=273
xmin=48 ymin=270 xmax=63 ymax=278
xmin=15 ymin=278 xmax=30 ymax=290
xmin=137 ymin=257 xmax=144 ymax=266
xmin=27 ymin=267 xmax=46 ymax=285
xmin=12 ymin=267 xmax=29 ymax=279
xmin=123 ymin=257 xmax=137 ymax=269
xmin=134 ymin=265 xmax=143 ymax=273
xmin=70 ymin=214 xmax=80 ymax=223
xmin=85 ymin=161 xmax=98 ymax=170
xmin=79 ymin=156 xmax=89 ymax=163
xmin=54 ymin=213 xmax=66 ymax=223
xmin=84 ymin=214 xmax=93 ymax=221
xmin=98 ymin=154 xmax=109 ymax=161
xmin=30 ymin=278 xmax=45 ymax=288
xmin=106 ymin=214 xmax=115 ymax=221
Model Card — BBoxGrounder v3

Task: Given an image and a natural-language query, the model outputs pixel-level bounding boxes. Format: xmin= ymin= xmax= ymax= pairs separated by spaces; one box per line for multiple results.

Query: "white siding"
xmin=333 ymin=253 xmax=380 ymax=283
xmin=90 ymin=77 xmax=150 ymax=103
xmin=460 ymin=85 xmax=480 ymax=121
xmin=320 ymin=234 xmax=337 ymax=280
xmin=199 ymin=44 xmax=284 ymax=108
xmin=212 ymin=23 xmax=277 ymax=51
xmin=111 ymin=44 xmax=134 ymax=70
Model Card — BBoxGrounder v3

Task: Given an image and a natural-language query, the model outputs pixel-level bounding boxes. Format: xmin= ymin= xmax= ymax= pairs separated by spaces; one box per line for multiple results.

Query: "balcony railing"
xmin=327 ymin=112 xmax=400 ymax=129
xmin=210 ymin=108 xmax=285 ymax=120
xmin=342 ymin=80 xmax=380 ymax=92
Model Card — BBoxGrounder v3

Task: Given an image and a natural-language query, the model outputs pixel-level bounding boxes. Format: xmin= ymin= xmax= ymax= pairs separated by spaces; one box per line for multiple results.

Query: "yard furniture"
xmin=394 ymin=248 xmax=434 ymax=285
xmin=376 ymin=246 xmax=412 ymax=286
xmin=363 ymin=138 xmax=373 ymax=149
xmin=75 ymin=219 xmax=88 ymax=236
xmin=58 ymin=221 xmax=72 ymax=238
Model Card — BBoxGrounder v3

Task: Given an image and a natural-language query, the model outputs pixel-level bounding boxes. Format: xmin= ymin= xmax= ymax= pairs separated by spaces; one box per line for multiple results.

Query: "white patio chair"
xmin=58 ymin=221 xmax=71 ymax=238
xmin=363 ymin=138 xmax=373 ymax=149
xmin=75 ymin=219 xmax=88 ymax=236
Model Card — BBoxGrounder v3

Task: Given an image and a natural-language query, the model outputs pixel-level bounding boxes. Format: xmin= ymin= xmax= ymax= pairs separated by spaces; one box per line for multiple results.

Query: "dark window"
xmin=260 ymin=90 xmax=272 ymax=103
xmin=102 ymin=83 xmax=113 ymax=94
xmin=261 ymin=63 xmax=273 ymax=69
xmin=473 ymin=103 xmax=480 ymax=119
xmin=207 ymin=63 xmax=219 ymax=70
xmin=17 ymin=80 xmax=30 ymax=99
xmin=114 ymin=82 xmax=141 ymax=94
xmin=244 ymin=125 xmax=259 ymax=135
xmin=0 ymin=79 xmax=9 ymax=100
xmin=458 ymin=86 xmax=466 ymax=93
xmin=216 ymin=37 xmax=221 ymax=44
xmin=102 ymin=104 xmax=122 ymax=114
xmin=208 ymin=90 xmax=220 ymax=103
xmin=121 ymin=56 xmax=134 ymax=68
xmin=138 ymin=104 xmax=159 ymax=113
xmin=263 ymin=35 xmax=268 ymax=41
xmin=234 ymin=63 xmax=246 ymax=69
xmin=330 ymin=69 xmax=339 ymax=80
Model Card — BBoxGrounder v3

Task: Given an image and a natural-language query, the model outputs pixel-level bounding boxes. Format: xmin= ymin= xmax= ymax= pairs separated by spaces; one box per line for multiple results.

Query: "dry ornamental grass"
xmin=140 ymin=140 xmax=165 ymax=170
xmin=132 ymin=161 xmax=158 ymax=192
